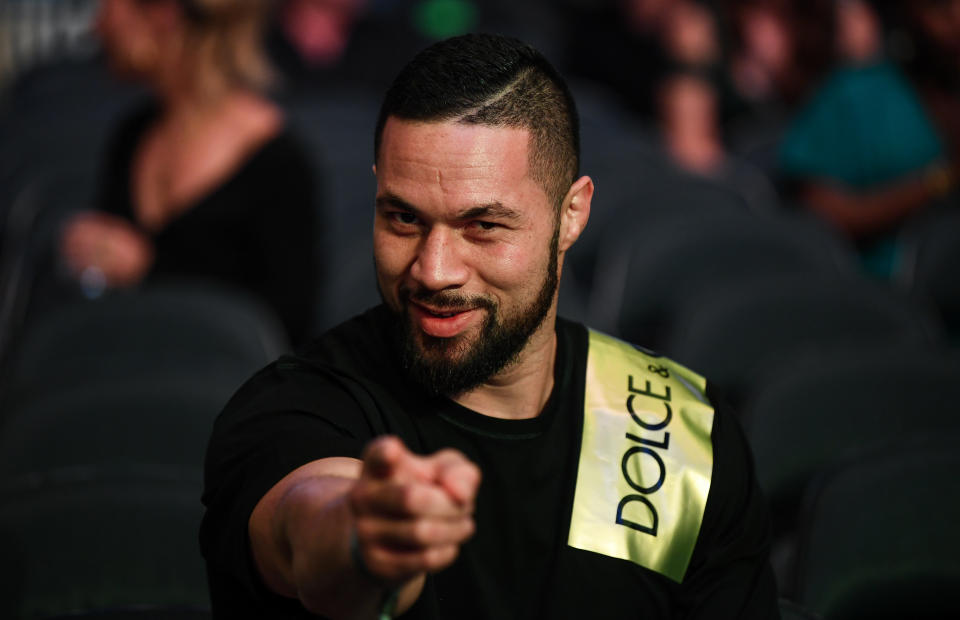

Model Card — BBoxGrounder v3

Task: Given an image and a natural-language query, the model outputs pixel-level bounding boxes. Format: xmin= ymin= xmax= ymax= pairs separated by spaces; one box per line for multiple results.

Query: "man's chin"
xmin=411 ymin=328 xmax=479 ymax=363
xmin=388 ymin=291 xmax=547 ymax=398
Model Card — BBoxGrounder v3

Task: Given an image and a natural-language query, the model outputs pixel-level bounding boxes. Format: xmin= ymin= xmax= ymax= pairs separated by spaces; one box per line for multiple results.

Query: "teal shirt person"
xmin=779 ymin=60 xmax=945 ymax=277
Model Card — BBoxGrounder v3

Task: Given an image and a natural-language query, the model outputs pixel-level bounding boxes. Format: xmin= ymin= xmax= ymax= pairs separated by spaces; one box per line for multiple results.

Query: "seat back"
xmin=284 ymin=88 xmax=381 ymax=332
xmin=0 ymin=470 xmax=209 ymax=620
xmin=663 ymin=275 xmax=942 ymax=400
xmin=0 ymin=376 xmax=232 ymax=477
xmin=744 ymin=346 xmax=960 ymax=515
xmin=794 ymin=441 xmax=960 ymax=619
xmin=4 ymin=282 xmax=287 ymax=394
xmin=590 ymin=212 xmax=855 ymax=344
xmin=898 ymin=208 xmax=960 ymax=341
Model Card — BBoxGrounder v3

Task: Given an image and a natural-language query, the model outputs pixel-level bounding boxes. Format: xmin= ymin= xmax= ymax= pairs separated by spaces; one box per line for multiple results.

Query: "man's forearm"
xmin=248 ymin=441 xmax=478 ymax=619
xmin=803 ymin=175 xmax=939 ymax=237
xmin=251 ymin=474 xmax=423 ymax=620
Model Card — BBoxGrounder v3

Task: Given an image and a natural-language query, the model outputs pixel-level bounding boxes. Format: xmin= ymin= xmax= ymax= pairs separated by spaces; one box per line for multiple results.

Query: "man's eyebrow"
xmin=375 ymin=194 xmax=416 ymax=211
xmin=455 ymin=203 xmax=522 ymax=221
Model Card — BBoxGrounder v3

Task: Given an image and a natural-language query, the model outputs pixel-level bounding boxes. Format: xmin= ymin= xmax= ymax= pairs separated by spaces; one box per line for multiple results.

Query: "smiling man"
xmin=200 ymin=34 xmax=778 ymax=619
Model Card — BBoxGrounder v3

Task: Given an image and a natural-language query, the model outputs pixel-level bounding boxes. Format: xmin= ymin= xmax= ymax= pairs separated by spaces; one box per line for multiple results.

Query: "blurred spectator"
xmin=725 ymin=0 xmax=833 ymax=118
xmin=656 ymin=0 xmax=724 ymax=171
xmin=895 ymin=0 xmax=960 ymax=163
xmin=778 ymin=0 xmax=956 ymax=277
xmin=561 ymin=0 xmax=672 ymax=120
xmin=278 ymin=0 xmax=367 ymax=69
xmin=658 ymin=71 xmax=724 ymax=174
xmin=728 ymin=1 xmax=795 ymax=110
xmin=266 ymin=0 xmax=428 ymax=94
xmin=59 ymin=0 xmax=318 ymax=344
xmin=655 ymin=1 xmax=779 ymax=213
xmin=722 ymin=0 xmax=834 ymax=186
xmin=661 ymin=0 xmax=718 ymax=67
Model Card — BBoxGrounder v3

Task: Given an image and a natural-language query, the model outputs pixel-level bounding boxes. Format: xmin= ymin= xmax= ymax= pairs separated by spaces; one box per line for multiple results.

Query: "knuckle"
xmin=363 ymin=436 xmax=389 ymax=462
xmin=353 ymin=518 xmax=376 ymax=541
xmin=398 ymin=483 xmax=425 ymax=514
xmin=367 ymin=546 xmax=410 ymax=584
xmin=410 ymin=519 xmax=435 ymax=544
xmin=361 ymin=545 xmax=390 ymax=579
xmin=467 ymin=462 xmax=482 ymax=483
xmin=424 ymin=544 xmax=458 ymax=571
xmin=348 ymin=483 xmax=372 ymax=513
xmin=460 ymin=517 xmax=476 ymax=539
xmin=396 ymin=485 xmax=415 ymax=513
xmin=434 ymin=448 xmax=461 ymax=461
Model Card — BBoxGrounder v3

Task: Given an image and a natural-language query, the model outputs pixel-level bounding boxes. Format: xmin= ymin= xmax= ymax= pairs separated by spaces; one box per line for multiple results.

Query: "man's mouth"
xmin=422 ymin=307 xmax=467 ymax=318
xmin=410 ymin=302 xmax=479 ymax=338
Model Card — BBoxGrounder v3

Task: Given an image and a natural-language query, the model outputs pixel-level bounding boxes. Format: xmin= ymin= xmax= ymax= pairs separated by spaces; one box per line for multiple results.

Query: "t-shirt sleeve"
xmin=676 ymin=385 xmax=780 ymax=619
xmin=199 ymin=362 xmax=376 ymax=608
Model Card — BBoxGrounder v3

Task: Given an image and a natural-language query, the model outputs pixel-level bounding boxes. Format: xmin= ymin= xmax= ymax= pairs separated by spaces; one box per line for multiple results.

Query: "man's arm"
xmin=249 ymin=436 xmax=480 ymax=620
xmin=801 ymin=163 xmax=955 ymax=237
xmin=678 ymin=395 xmax=780 ymax=619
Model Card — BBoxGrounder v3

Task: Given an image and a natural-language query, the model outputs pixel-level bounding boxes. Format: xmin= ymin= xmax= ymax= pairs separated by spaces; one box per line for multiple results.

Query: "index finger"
xmin=428 ymin=450 xmax=481 ymax=506
xmin=361 ymin=436 xmax=436 ymax=484
xmin=361 ymin=436 xmax=405 ymax=480
xmin=354 ymin=478 xmax=469 ymax=519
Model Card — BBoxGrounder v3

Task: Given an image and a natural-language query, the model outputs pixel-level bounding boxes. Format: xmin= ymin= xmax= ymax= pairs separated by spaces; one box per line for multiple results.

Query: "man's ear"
xmin=558 ymin=175 xmax=593 ymax=252
xmin=372 ymin=164 xmax=377 ymax=176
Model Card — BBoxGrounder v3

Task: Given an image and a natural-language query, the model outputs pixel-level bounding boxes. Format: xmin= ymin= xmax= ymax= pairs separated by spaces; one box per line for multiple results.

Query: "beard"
xmin=386 ymin=228 xmax=559 ymax=398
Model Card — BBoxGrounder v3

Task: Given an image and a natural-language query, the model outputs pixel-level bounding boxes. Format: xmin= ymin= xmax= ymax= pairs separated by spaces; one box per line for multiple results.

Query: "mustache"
xmin=400 ymin=286 xmax=497 ymax=312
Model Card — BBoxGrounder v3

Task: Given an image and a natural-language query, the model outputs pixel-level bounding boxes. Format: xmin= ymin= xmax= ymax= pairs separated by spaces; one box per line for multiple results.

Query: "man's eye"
xmin=474 ymin=221 xmax=498 ymax=231
xmin=391 ymin=212 xmax=418 ymax=225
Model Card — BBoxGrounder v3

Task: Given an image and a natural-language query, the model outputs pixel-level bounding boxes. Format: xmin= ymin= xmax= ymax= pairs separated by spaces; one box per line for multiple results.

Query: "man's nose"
xmin=409 ymin=227 xmax=469 ymax=291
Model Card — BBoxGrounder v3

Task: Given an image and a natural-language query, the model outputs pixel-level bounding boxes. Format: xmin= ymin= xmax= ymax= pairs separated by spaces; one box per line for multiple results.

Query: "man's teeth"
xmin=430 ymin=310 xmax=460 ymax=318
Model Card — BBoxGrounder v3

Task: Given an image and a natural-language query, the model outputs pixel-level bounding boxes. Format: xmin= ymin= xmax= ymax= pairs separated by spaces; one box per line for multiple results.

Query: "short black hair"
xmin=374 ymin=33 xmax=580 ymax=210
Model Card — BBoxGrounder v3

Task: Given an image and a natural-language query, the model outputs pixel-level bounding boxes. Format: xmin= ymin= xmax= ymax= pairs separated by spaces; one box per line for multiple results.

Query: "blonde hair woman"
xmin=61 ymin=0 xmax=317 ymax=343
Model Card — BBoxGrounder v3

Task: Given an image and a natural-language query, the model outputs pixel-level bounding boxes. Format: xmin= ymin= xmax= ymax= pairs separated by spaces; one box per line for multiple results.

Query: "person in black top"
xmin=201 ymin=33 xmax=778 ymax=619
xmin=60 ymin=0 xmax=317 ymax=343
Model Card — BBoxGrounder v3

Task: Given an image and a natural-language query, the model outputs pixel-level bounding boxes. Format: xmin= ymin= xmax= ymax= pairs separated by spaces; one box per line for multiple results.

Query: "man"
xmin=200 ymin=33 xmax=778 ymax=619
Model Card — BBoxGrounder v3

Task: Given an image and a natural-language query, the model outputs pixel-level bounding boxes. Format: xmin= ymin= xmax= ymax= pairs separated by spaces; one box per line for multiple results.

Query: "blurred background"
xmin=0 ymin=1 xmax=959 ymax=619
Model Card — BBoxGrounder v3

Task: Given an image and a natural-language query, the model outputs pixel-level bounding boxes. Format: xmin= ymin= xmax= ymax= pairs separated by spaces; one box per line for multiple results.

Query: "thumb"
xmin=361 ymin=436 xmax=405 ymax=479
xmin=361 ymin=436 xmax=434 ymax=483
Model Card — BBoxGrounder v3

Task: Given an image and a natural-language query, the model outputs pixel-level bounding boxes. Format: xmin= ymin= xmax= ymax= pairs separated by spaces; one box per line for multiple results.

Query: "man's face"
xmin=374 ymin=118 xmax=561 ymax=397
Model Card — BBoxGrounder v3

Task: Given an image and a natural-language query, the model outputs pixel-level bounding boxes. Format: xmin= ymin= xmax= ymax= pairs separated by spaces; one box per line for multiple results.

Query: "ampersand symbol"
xmin=648 ymin=364 xmax=670 ymax=378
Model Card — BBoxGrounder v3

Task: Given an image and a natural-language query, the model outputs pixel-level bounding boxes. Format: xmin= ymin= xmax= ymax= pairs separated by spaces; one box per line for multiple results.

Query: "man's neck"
xmin=452 ymin=315 xmax=558 ymax=420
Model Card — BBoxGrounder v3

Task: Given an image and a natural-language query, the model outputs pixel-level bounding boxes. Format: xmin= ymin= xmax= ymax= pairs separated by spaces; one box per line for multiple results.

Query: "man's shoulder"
xmin=573 ymin=323 xmax=712 ymax=399
xmin=297 ymin=305 xmax=394 ymax=374
xmin=217 ymin=306 xmax=394 ymax=419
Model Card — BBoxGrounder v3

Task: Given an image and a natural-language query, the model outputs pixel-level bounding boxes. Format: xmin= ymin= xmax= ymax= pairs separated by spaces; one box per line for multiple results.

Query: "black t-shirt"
xmin=98 ymin=101 xmax=318 ymax=344
xmin=200 ymin=306 xmax=778 ymax=619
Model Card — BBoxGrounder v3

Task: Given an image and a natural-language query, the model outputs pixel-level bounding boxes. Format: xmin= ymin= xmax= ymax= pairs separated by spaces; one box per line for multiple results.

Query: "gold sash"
xmin=567 ymin=330 xmax=715 ymax=583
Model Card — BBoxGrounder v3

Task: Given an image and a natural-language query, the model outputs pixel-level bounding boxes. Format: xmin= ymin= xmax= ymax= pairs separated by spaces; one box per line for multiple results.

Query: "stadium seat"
xmin=897 ymin=207 xmax=960 ymax=341
xmin=744 ymin=345 xmax=960 ymax=516
xmin=779 ymin=598 xmax=823 ymax=620
xmin=588 ymin=211 xmax=857 ymax=344
xmin=0 ymin=375 xmax=232 ymax=477
xmin=567 ymin=114 xmax=753 ymax=296
xmin=41 ymin=610 xmax=210 ymax=620
xmin=793 ymin=441 xmax=960 ymax=619
xmin=3 ymin=282 xmax=288 ymax=395
xmin=662 ymin=274 xmax=942 ymax=403
xmin=0 ymin=469 xmax=209 ymax=619
xmin=0 ymin=59 xmax=145 ymax=362
xmin=283 ymin=87 xmax=381 ymax=332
